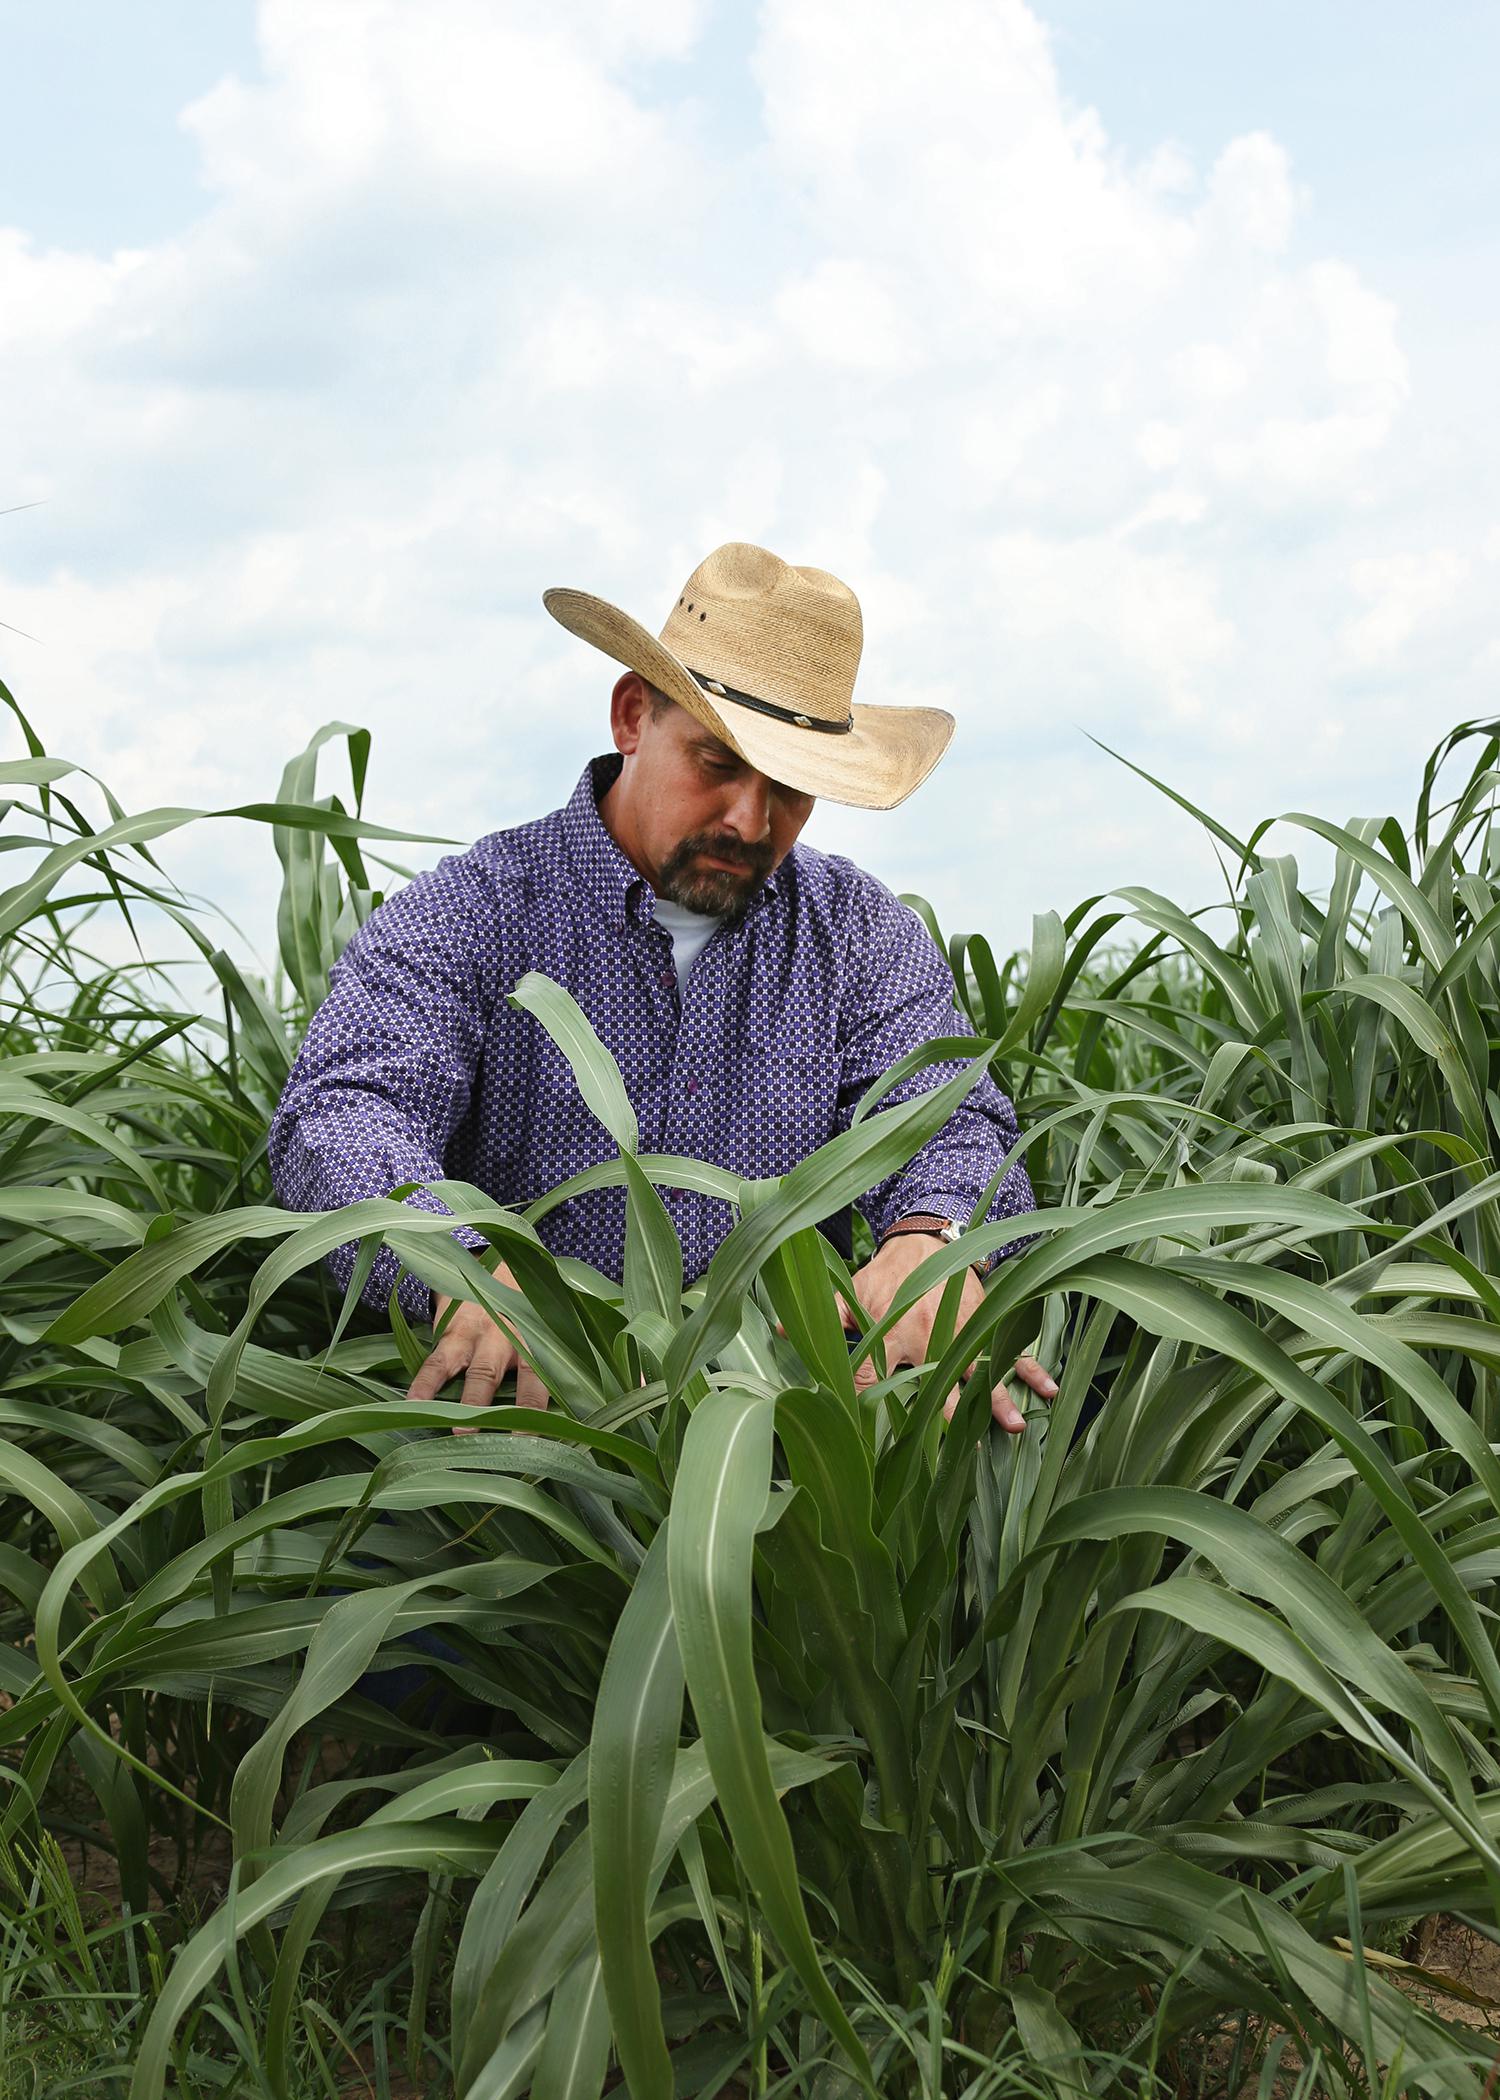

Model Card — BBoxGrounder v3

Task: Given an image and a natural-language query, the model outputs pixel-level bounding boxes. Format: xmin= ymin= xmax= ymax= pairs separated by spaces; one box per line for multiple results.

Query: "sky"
xmin=2 ymin=0 xmax=1497 ymax=982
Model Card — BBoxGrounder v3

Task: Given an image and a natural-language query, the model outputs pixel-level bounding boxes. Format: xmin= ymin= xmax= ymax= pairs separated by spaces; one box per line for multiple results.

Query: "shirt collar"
xmin=562 ymin=753 xmax=783 ymax=926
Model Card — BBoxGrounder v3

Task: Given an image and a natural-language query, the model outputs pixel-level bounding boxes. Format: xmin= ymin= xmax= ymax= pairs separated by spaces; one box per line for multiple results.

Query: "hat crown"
xmin=657 ymin=541 xmax=863 ymax=727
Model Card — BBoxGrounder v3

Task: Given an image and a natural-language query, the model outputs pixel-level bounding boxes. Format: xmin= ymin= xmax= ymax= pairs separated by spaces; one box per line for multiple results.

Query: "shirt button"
xmin=659 ymin=968 xmax=675 ymax=990
xmin=685 ymin=1078 xmax=700 ymax=1095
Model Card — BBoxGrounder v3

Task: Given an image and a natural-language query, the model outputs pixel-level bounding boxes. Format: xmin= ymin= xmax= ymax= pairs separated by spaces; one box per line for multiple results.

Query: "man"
xmin=269 ymin=541 xmax=1054 ymax=1429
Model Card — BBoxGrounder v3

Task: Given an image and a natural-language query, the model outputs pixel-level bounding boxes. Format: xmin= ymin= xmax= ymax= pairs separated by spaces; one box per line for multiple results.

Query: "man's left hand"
xmin=845 ymin=1232 xmax=1057 ymax=1433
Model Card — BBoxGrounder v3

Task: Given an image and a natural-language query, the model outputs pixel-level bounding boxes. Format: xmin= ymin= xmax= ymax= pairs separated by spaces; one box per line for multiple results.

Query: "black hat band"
xmin=688 ymin=667 xmax=853 ymax=735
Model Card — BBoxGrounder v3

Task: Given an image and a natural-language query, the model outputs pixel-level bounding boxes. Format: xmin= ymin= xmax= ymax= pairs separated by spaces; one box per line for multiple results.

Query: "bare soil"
xmin=1406 ymin=1914 xmax=1500 ymax=2033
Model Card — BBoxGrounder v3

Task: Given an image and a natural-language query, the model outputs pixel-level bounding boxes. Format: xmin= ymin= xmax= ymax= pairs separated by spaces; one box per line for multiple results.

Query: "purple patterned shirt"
xmin=269 ymin=753 xmax=1036 ymax=1320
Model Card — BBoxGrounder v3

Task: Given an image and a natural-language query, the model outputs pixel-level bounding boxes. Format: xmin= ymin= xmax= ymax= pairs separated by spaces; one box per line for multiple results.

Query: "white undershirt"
xmin=654 ymin=895 xmax=726 ymax=995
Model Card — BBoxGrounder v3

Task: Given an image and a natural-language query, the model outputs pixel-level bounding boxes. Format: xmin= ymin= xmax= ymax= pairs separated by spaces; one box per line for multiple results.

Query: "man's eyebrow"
xmin=687 ymin=733 xmax=736 ymax=759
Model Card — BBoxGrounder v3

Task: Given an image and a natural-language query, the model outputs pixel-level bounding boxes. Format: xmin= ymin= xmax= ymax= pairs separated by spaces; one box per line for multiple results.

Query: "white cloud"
xmin=756 ymin=0 xmax=1190 ymax=340
xmin=183 ymin=0 xmax=702 ymax=214
xmin=0 ymin=232 xmax=142 ymax=355
xmin=1199 ymin=132 xmax=1299 ymax=254
xmin=1170 ymin=342 xmax=1250 ymax=404
xmin=954 ymin=386 xmax=1066 ymax=505
xmin=982 ymin=529 xmax=1236 ymax=724
xmin=1137 ymin=421 xmax=1183 ymax=473
xmin=1340 ymin=549 xmax=1471 ymax=669
xmin=773 ymin=260 xmax=921 ymax=374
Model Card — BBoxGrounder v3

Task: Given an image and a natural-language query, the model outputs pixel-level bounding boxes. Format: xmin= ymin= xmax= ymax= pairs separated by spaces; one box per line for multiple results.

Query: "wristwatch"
xmin=880 ymin=1212 xmax=964 ymax=1247
xmin=878 ymin=1212 xmax=988 ymax=1278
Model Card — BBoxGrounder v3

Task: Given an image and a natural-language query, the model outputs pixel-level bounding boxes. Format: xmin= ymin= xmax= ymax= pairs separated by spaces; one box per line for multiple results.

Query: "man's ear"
xmin=610 ymin=672 xmax=651 ymax=756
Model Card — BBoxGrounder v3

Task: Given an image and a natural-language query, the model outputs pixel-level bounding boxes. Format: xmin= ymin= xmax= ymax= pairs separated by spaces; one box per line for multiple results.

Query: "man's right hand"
xmin=405 ymin=1262 xmax=550 ymax=1429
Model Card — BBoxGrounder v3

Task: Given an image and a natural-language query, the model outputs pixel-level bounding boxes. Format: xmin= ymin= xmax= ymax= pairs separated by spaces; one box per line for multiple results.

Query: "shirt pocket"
xmin=517 ymin=1033 xmax=619 ymax=1201
xmin=728 ymin=1027 xmax=836 ymax=1178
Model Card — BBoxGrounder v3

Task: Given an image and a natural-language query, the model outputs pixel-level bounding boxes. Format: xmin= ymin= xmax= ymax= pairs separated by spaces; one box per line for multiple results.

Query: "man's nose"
xmin=722 ymin=772 xmax=772 ymax=843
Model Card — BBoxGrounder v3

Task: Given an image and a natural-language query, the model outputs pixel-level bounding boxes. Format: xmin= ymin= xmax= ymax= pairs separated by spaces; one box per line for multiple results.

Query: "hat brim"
xmin=543 ymin=586 xmax=954 ymax=811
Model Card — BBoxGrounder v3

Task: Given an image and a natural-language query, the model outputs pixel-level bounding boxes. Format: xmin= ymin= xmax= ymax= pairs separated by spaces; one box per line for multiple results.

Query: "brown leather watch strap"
xmin=879 ymin=1214 xmax=956 ymax=1242
xmin=878 ymin=1215 xmax=989 ymax=1278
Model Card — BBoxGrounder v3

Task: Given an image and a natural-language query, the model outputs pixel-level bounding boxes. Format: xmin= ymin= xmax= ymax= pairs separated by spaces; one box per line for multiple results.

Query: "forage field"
xmin=2 ymin=678 xmax=1500 ymax=2099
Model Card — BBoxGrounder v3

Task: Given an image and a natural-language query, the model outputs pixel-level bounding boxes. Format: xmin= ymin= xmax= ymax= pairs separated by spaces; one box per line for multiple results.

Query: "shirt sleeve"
xmin=267 ymin=850 xmax=505 ymax=1320
xmin=836 ymin=873 xmax=1036 ymax=1274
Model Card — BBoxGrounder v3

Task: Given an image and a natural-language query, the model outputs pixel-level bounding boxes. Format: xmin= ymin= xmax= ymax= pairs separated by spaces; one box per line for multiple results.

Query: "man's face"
xmin=608 ymin=679 xmax=817 ymax=924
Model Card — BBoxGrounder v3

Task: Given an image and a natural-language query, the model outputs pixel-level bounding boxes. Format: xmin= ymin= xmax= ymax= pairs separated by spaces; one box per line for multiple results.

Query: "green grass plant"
xmin=1 ymin=677 xmax=1499 ymax=2095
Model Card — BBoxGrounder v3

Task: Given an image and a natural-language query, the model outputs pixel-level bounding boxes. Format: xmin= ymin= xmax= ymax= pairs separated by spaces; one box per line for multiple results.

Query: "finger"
xmin=857 ymin=1308 xmax=924 ymax=1391
xmin=1014 ymin=1354 xmax=1059 ymax=1399
xmin=515 ymin=1362 xmax=550 ymax=1412
xmin=407 ymin=1347 xmax=467 ymax=1404
xmin=447 ymin=1356 xmax=504 ymax=1434
xmin=460 ymin=1359 xmax=505 ymax=1406
xmin=991 ymin=1379 xmax=1025 ymax=1435
xmin=852 ymin=1323 xmax=895 ymax=1391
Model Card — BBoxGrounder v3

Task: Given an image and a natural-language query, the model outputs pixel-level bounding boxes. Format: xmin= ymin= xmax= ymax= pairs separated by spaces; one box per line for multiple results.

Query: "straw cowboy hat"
xmin=543 ymin=541 xmax=955 ymax=811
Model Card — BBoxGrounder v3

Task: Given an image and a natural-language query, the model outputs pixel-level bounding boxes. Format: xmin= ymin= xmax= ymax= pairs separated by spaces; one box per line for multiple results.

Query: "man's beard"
xmin=655 ymin=831 xmax=773 ymax=926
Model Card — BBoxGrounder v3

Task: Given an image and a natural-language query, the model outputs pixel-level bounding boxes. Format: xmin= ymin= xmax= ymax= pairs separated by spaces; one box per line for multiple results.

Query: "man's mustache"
xmin=680 ymin=837 xmax=770 ymax=874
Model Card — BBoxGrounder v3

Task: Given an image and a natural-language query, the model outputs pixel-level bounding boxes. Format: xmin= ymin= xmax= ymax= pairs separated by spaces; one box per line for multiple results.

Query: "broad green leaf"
xmin=668 ymin=1386 xmax=874 ymax=2091
xmin=589 ymin=1531 xmax=683 ymax=2100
